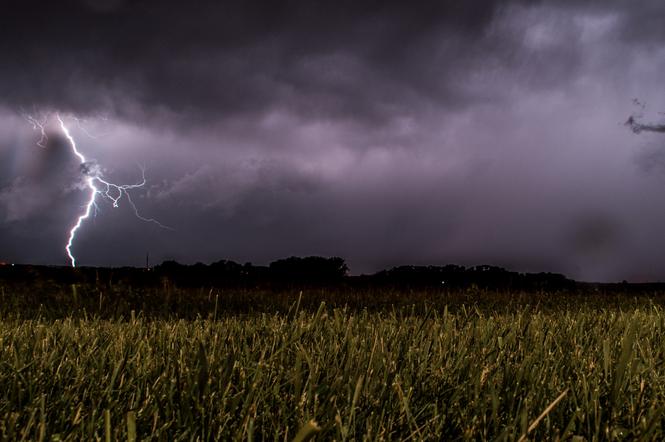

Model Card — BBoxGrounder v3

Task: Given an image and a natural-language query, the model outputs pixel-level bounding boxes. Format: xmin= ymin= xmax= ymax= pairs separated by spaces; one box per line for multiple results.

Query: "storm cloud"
xmin=626 ymin=116 xmax=665 ymax=134
xmin=2 ymin=0 xmax=665 ymax=281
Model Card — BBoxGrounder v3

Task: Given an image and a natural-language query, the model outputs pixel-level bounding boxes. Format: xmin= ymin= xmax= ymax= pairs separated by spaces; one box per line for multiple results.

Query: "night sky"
xmin=1 ymin=0 xmax=665 ymax=281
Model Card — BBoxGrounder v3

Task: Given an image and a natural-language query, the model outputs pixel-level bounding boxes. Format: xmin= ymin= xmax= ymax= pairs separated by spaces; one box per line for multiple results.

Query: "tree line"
xmin=0 ymin=256 xmax=578 ymax=291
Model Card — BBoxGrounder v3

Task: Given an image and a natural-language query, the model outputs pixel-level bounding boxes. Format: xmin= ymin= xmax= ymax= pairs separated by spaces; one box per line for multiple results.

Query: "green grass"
xmin=2 ymin=300 xmax=665 ymax=440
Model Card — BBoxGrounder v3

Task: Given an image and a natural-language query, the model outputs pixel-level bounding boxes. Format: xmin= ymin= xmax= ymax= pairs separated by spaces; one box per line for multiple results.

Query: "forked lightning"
xmin=26 ymin=112 xmax=169 ymax=267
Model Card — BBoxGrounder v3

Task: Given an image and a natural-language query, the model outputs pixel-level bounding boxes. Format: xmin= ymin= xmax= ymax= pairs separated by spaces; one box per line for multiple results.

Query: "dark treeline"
xmin=0 ymin=256 xmax=576 ymax=291
xmin=3 ymin=257 xmax=665 ymax=319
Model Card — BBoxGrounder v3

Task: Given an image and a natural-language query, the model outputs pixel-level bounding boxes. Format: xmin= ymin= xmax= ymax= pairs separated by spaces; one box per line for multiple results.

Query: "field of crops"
xmin=2 ymin=292 xmax=665 ymax=441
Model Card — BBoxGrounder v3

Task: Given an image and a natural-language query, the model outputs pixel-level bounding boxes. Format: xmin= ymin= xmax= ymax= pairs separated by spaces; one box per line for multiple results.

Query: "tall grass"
xmin=3 ymin=276 xmax=665 ymax=320
xmin=1 ymin=303 xmax=665 ymax=440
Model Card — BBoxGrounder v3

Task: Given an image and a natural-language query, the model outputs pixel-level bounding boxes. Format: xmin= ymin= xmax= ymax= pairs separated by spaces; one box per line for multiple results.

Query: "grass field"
xmin=2 ymin=287 xmax=665 ymax=440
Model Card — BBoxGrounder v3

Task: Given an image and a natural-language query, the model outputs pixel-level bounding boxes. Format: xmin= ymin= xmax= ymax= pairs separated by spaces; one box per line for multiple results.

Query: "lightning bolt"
xmin=25 ymin=114 xmax=49 ymax=148
xmin=57 ymin=114 xmax=98 ymax=267
xmin=26 ymin=112 xmax=170 ymax=267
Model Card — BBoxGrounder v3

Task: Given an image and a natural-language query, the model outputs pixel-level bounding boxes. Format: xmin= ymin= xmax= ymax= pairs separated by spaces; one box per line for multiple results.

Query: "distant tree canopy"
xmin=269 ymin=256 xmax=348 ymax=284
xmin=0 ymin=257 xmax=580 ymax=291
xmin=367 ymin=265 xmax=574 ymax=290
xmin=150 ymin=256 xmax=348 ymax=287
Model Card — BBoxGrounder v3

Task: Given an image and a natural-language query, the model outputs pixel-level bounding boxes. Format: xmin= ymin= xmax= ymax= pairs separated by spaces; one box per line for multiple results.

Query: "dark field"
xmin=2 ymin=265 xmax=665 ymax=440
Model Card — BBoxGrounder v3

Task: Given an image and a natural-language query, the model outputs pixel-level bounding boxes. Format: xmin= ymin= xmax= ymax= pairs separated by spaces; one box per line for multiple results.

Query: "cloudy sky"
xmin=1 ymin=0 xmax=665 ymax=281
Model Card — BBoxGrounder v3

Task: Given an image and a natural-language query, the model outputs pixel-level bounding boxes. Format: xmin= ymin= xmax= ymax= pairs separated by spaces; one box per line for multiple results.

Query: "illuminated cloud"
xmin=2 ymin=0 xmax=665 ymax=281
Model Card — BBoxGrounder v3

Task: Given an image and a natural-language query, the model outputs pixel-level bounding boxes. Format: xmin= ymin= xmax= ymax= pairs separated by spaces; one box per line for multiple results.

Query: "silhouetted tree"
xmin=269 ymin=256 xmax=348 ymax=285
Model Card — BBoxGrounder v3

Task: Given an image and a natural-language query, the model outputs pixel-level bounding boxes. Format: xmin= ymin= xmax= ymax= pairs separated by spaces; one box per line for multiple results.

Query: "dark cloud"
xmin=3 ymin=0 xmax=665 ymax=280
xmin=1 ymin=0 xmax=663 ymax=125
xmin=0 ymin=0 xmax=588 ymax=125
xmin=626 ymin=116 xmax=665 ymax=134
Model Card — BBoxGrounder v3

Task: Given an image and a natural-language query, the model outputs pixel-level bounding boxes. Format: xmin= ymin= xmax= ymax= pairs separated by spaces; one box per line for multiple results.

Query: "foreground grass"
xmin=1 ymin=303 xmax=665 ymax=440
